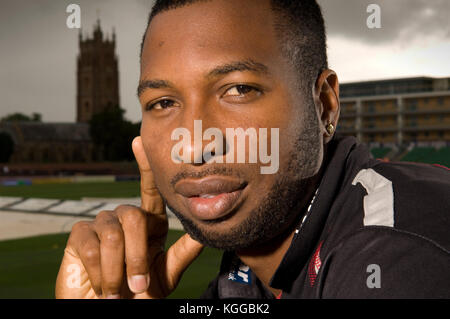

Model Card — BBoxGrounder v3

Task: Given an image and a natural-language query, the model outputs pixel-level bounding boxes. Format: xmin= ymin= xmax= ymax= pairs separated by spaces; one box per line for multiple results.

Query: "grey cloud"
xmin=317 ymin=0 xmax=450 ymax=43
xmin=0 ymin=0 xmax=153 ymax=123
xmin=0 ymin=0 xmax=448 ymax=123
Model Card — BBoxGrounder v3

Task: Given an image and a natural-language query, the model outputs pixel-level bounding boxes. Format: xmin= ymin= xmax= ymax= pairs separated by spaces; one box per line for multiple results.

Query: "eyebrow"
xmin=137 ymin=59 xmax=270 ymax=98
xmin=137 ymin=79 xmax=173 ymax=97
xmin=206 ymin=59 xmax=270 ymax=78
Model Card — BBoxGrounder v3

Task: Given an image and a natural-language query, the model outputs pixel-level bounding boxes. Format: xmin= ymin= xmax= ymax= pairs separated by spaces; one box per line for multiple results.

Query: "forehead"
xmin=140 ymin=0 xmax=283 ymax=78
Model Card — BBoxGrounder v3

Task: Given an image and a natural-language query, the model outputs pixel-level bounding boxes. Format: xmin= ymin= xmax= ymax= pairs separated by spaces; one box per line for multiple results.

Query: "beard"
xmin=166 ymin=172 xmax=319 ymax=251
xmin=165 ymin=100 xmax=322 ymax=251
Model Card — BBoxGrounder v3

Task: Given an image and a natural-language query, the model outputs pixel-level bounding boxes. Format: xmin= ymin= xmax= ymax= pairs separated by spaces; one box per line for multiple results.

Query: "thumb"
xmin=164 ymin=233 xmax=204 ymax=290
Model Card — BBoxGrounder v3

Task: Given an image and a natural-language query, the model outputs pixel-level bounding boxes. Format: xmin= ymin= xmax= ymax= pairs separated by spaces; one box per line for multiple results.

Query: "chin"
xmin=167 ymin=201 xmax=290 ymax=252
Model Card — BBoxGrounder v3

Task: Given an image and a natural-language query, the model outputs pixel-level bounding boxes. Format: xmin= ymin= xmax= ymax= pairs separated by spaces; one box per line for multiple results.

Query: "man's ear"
xmin=314 ymin=69 xmax=340 ymax=144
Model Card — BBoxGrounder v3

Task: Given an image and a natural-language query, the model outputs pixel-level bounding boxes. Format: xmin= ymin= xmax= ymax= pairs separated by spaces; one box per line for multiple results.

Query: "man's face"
xmin=138 ymin=0 xmax=324 ymax=250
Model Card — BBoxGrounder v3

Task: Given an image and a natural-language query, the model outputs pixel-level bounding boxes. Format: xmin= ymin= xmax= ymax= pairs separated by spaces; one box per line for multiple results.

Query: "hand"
xmin=55 ymin=136 xmax=204 ymax=299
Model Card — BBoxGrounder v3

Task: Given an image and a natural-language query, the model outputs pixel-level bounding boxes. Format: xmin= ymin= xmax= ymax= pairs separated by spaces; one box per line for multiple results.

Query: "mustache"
xmin=170 ymin=166 xmax=243 ymax=187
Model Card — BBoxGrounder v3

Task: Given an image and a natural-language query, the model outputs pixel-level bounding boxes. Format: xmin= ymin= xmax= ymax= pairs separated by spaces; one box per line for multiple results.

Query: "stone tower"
xmin=77 ymin=20 xmax=120 ymax=123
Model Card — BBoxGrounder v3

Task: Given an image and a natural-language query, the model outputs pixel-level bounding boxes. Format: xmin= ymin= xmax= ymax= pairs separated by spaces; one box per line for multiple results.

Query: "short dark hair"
xmin=140 ymin=0 xmax=328 ymax=94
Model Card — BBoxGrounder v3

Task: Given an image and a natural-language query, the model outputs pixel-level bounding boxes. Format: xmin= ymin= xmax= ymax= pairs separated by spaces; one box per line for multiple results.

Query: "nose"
xmin=187 ymin=120 xmax=206 ymax=165
xmin=202 ymin=127 xmax=226 ymax=164
xmin=173 ymin=100 xmax=226 ymax=165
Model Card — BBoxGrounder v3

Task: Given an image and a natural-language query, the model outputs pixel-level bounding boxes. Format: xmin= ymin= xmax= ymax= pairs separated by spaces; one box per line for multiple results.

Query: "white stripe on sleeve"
xmin=352 ymin=168 xmax=395 ymax=227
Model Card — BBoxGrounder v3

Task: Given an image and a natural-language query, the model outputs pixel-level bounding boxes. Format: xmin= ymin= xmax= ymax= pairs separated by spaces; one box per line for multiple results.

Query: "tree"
xmin=1 ymin=112 xmax=42 ymax=122
xmin=31 ymin=113 xmax=42 ymax=122
xmin=89 ymin=107 xmax=140 ymax=161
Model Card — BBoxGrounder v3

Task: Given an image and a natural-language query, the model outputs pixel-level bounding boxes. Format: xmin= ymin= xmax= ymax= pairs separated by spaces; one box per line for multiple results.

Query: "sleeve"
xmin=199 ymin=251 xmax=276 ymax=299
xmin=199 ymin=250 xmax=231 ymax=299
xmin=200 ymin=275 xmax=220 ymax=299
xmin=317 ymin=227 xmax=450 ymax=298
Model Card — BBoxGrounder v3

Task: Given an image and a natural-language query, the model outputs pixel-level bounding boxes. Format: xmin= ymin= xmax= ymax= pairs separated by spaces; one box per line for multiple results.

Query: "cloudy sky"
xmin=0 ymin=0 xmax=449 ymax=123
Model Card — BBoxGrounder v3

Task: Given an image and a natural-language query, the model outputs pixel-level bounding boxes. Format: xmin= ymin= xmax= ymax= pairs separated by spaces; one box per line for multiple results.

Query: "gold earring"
xmin=326 ymin=123 xmax=334 ymax=135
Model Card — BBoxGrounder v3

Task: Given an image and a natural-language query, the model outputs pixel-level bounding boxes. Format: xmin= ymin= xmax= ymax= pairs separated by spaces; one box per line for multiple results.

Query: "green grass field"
xmin=0 ymin=181 xmax=223 ymax=298
xmin=0 ymin=181 xmax=141 ymax=200
xmin=0 ymin=230 xmax=222 ymax=299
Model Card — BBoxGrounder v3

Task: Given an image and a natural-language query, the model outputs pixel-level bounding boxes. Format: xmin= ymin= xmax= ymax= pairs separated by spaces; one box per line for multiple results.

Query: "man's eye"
xmin=146 ymin=99 xmax=176 ymax=111
xmin=224 ymin=85 xmax=259 ymax=97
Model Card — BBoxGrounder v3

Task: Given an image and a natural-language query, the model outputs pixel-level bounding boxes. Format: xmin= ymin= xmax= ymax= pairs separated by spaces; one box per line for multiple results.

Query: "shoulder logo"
xmin=227 ymin=257 xmax=252 ymax=285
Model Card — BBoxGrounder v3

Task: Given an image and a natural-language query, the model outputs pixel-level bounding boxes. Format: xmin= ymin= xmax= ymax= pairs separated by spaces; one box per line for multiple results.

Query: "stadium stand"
xmin=370 ymin=147 xmax=392 ymax=159
xmin=400 ymin=146 xmax=450 ymax=167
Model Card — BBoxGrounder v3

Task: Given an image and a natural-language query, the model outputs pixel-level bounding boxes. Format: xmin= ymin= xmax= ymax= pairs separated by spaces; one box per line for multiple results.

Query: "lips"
xmin=174 ymin=176 xmax=247 ymax=221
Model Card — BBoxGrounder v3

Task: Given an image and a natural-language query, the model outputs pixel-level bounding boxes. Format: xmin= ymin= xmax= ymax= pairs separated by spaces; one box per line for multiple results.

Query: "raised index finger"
xmin=132 ymin=136 xmax=165 ymax=216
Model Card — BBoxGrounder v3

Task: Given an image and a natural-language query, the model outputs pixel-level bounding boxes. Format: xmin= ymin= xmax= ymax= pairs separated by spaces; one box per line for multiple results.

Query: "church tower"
xmin=77 ymin=20 xmax=120 ymax=123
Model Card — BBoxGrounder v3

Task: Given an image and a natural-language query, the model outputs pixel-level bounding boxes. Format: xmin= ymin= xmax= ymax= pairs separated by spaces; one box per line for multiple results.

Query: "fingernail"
xmin=129 ymin=274 xmax=149 ymax=293
xmin=105 ymin=294 xmax=120 ymax=299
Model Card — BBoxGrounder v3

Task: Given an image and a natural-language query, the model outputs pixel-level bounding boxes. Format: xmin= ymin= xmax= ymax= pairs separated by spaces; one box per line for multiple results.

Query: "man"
xmin=56 ymin=0 xmax=450 ymax=299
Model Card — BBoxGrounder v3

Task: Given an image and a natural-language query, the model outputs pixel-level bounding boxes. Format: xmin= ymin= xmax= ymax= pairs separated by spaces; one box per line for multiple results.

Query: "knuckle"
xmin=126 ymin=255 xmax=148 ymax=268
xmin=81 ymin=246 xmax=100 ymax=265
xmin=117 ymin=205 xmax=146 ymax=226
xmin=71 ymin=221 xmax=91 ymax=233
xmin=95 ymin=210 xmax=115 ymax=222
xmin=67 ymin=221 xmax=93 ymax=251
xmin=115 ymin=204 xmax=133 ymax=212
xmin=101 ymin=228 xmax=123 ymax=245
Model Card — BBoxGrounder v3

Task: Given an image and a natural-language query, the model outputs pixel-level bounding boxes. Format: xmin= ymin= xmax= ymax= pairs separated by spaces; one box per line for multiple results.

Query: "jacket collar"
xmin=269 ymin=135 xmax=363 ymax=290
